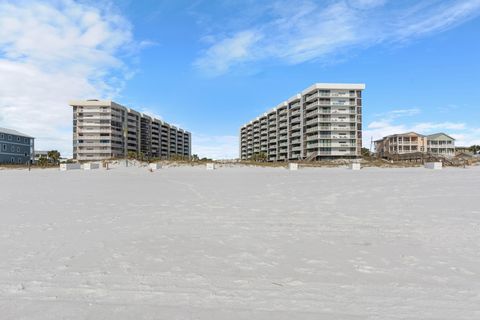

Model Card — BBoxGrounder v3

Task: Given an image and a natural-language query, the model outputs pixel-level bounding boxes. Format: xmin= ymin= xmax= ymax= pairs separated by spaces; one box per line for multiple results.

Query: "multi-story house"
xmin=240 ymin=83 xmax=365 ymax=161
xmin=0 ymin=127 xmax=35 ymax=164
xmin=69 ymin=100 xmax=191 ymax=161
xmin=375 ymin=132 xmax=455 ymax=157
xmin=426 ymin=133 xmax=456 ymax=156
xmin=374 ymin=132 xmax=428 ymax=157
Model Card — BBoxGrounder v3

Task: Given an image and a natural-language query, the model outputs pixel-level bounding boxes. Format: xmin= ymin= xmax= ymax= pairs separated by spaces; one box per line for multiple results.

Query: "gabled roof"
xmin=427 ymin=132 xmax=455 ymax=140
xmin=398 ymin=131 xmax=426 ymax=137
xmin=381 ymin=132 xmax=425 ymax=139
xmin=0 ymin=127 xmax=34 ymax=138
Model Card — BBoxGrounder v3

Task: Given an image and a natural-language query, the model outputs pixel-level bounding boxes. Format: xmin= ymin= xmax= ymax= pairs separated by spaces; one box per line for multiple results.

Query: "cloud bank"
xmin=0 ymin=0 xmax=133 ymax=156
xmin=194 ymin=0 xmax=480 ymax=76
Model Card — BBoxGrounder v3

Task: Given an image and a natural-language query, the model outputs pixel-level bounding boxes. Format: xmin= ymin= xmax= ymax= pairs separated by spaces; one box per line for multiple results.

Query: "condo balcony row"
xmin=305 ymin=101 xmax=357 ymax=111
xmin=241 ymin=132 xmax=358 ymax=143
xmin=306 ymin=142 xmax=357 ymax=148
xmin=304 ymin=109 xmax=357 ymax=117
xmin=242 ymin=111 xmax=359 ymax=131
xmin=241 ymin=109 xmax=357 ymax=128
xmin=242 ymin=141 xmax=357 ymax=149
xmin=304 ymin=118 xmax=356 ymax=126
xmin=241 ymin=124 xmax=358 ymax=136
xmin=305 ymin=91 xmax=359 ymax=102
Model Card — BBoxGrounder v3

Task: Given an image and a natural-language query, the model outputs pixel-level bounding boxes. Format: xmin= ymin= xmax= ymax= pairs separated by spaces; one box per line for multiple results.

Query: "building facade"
xmin=240 ymin=83 xmax=365 ymax=161
xmin=69 ymin=100 xmax=191 ymax=161
xmin=374 ymin=132 xmax=428 ymax=157
xmin=426 ymin=133 xmax=456 ymax=156
xmin=375 ymin=132 xmax=455 ymax=157
xmin=0 ymin=127 xmax=34 ymax=164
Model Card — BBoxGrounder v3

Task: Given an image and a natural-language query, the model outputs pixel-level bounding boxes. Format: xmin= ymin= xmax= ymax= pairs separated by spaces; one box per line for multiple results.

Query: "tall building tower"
xmin=240 ymin=83 xmax=365 ymax=161
xmin=69 ymin=100 xmax=191 ymax=161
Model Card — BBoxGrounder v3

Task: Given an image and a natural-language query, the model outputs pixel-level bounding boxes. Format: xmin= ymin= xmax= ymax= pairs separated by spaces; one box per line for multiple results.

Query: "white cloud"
xmin=194 ymin=0 xmax=480 ymax=75
xmin=194 ymin=30 xmax=263 ymax=76
xmin=192 ymin=134 xmax=238 ymax=160
xmin=450 ymin=129 xmax=480 ymax=147
xmin=412 ymin=122 xmax=466 ymax=132
xmin=395 ymin=0 xmax=480 ymax=40
xmin=0 ymin=0 xmax=134 ymax=157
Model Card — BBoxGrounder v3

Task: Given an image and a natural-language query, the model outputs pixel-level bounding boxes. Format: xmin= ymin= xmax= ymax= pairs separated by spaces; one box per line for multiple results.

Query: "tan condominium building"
xmin=240 ymin=83 xmax=365 ymax=161
xmin=69 ymin=100 xmax=191 ymax=161
xmin=375 ymin=132 xmax=455 ymax=157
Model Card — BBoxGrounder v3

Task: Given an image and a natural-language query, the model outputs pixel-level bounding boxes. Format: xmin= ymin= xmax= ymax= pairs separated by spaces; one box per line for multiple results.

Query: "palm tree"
xmin=47 ymin=150 xmax=61 ymax=164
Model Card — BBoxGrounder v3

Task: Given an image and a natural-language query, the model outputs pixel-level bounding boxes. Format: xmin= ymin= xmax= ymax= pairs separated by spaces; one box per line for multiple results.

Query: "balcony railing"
xmin=305 ymin=93 xmax=319 ymax=102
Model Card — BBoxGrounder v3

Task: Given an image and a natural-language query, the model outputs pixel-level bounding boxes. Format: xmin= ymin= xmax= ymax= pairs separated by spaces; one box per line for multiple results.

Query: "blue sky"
xmin=1 ymin=0 xmax=480 ymax=158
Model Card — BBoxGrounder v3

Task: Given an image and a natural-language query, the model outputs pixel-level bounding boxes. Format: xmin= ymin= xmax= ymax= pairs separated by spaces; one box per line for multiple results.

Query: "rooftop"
xmin=0 ymin=127 xmax=34 ymax=138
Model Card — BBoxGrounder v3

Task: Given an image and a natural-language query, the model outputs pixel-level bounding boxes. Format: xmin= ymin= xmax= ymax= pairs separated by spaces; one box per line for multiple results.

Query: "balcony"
xmin=305 ymin=93 xmax=319 ymax=102
xmin=305 ymin=126 xmax=318 ymax=133
xmin=330 ymin=92 xmax=355 ymax=98
xmin=291 ymin=131 xmax=301 ymax=138
xmin=332 ymin=135 xmax=356 ymax=139
xmin=290 ymin=124 xmax=301 ymax=130
xmin=317 ymin=151 xmax=357 ymax=156
xmin=330 ymin=118 xmax=356 ymax=123
xmin=305 ymin=101 xmax=319 ymax=111
xmin=290 ymin=109 xmax=301 ymax=117
xmin=77 ymin=142 xmax=112 ymax=147
xmin=331 ymin=126 xmax=355 ymax=131
xmin=290 ymin=117 xmax=301 ymax=124
xmin=331 ymin=109 xmax=356 ymax=114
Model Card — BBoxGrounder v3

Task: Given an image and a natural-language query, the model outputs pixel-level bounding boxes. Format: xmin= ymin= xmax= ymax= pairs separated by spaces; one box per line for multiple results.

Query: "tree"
xmin=47 ymin=150 xmax=61 ymax=164
xmin=361 ymin=148 xmax=372 ymax=158
xmin=250 ymin=152 xmax=267 ymax=162
xmin=37 ymin=157 xmax=48 ymax=167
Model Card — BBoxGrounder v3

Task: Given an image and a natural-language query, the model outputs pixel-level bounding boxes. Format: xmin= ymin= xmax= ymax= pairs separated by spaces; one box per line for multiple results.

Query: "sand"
xmin=0 ymin=165 xmax=479 ymax=319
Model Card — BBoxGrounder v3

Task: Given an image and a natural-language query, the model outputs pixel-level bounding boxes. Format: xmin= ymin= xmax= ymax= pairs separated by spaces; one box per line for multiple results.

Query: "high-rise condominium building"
xmin=69 ymin=100 xmax=191 ymax=161
xmin=240 ymin=83 xmax=365 ymax=161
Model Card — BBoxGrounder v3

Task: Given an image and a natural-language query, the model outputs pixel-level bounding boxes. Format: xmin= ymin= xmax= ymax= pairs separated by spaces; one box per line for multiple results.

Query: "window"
xmin=18 ymin=158 xmax=22 ymax=164
xmin=17 ymin=136 xmax=20 ymax=142
xmin=17 ymin=147 xmax=20 ymax=152
xmin=24 ymin=138 xmax=28 ymax=143
xmin=2 ymin=144 xmax=6 ymax=151
xmin=8 ymin=135 xmax=12 ymax=141
xmin=10 ymin=157 xmax=14 ymax=163
xmin=11 ymin=145 xmax=15 ymax=152
xmin=0 ymin=133 xmax=3 ymax=139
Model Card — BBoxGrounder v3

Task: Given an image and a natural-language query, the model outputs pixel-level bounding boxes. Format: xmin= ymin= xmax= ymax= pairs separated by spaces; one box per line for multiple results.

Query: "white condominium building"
xmin=240 ymin=83 xmax=365 ymax=161
xmin=69 ymin=100 xmax=191 ymax=161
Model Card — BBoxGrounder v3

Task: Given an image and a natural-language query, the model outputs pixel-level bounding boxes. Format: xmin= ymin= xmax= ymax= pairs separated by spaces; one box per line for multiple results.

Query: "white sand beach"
xmin=1 ymin=166 xmax=479 ymax=319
